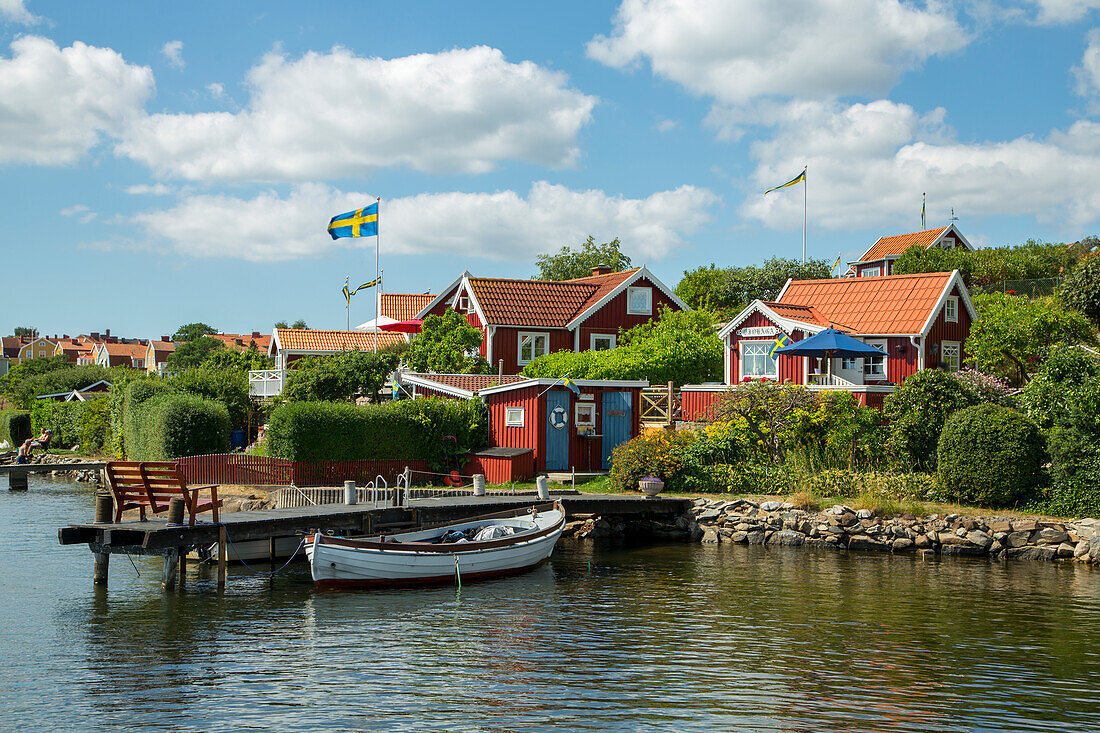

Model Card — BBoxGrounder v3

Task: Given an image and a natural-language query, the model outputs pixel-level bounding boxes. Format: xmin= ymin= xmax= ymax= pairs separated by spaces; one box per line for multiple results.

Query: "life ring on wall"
xmin=549 ymin=405 xmax=568 ymax=429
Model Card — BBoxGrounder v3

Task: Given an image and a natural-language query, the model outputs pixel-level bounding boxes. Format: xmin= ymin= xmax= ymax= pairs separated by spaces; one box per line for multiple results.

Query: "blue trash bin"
xmin=230 ymin=430 xmax=246 ymax=449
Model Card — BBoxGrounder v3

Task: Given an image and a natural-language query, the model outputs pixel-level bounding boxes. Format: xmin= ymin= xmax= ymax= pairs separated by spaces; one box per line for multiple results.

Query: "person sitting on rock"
xmin=30 ymin=428 xmax=52 ymax=450
xmin=15 ymin=439 xmax=33 ymax=464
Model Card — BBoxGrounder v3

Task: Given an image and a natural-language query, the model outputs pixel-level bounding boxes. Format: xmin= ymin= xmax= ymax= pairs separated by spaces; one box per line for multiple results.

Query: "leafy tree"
xmin=893 ymin=239 xmax=1082 ymax=288
xmin=167 ymin=336 xmax=226 ymax=371
xmin=884 ymin=369 xmax=978 ymax=472
xmin=521 ymin=307 xmax=723 ymax=386
xmin=172 ymin=322 xmax=217 ymax=342
xmin=13 ymin=326 xmax=35 ymax=337
xmin=404 ymin=309 xmax=490 ymax=374
xmin=675 ymin=257 xmax=831 ymax=316
xmin=967 ymin=293 xmax=1097 ymax=384
xmin=1059 ymin=254 xmax=1100 ymax=325
xmin=275 ymin=319 xmax=309 ymax=330
xmin=168 ymin=367 xmax=253 ymax=428
xmin=283 ymin=350 xmax=399 ymax=403
xmin=203 ymin=342 xmax=274 ymax=372
xmin=0 ymin=355 xmax=72 ymax=405
xmin=1018 ymin=348 xmax=1100 ymax=431
xmin=535 ymin=236 xmax=632 ymax=281
xmin=708 ymin=381 xmax=819 ymax=465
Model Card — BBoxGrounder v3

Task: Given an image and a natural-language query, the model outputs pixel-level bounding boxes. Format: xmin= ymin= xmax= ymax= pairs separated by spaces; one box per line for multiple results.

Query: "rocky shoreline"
xmin=683 ymin=497 xmax=1100 ymax=564
xmin=0 ymin=451 xmax=104 ymax=484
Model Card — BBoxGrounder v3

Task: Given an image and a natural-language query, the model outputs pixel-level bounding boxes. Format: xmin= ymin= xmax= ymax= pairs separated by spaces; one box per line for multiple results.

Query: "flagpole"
xmin=346 ymin=276 xmax=350 ymax=331
xmin=374 ymin=196 xmax=381 ymax=354
xmin=802 ymin=166 xmax=807 ymax=264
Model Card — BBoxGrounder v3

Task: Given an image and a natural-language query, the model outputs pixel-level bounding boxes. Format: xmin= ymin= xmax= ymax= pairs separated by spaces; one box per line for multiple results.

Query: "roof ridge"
xmin=564 ymin=267 xmax=642 ymax=282
xmin=469 ymin=275 xmax=598 ymax=288
xmin=788 ymin=271 xmax=952 ymax=285
xmin=874 ymin=225 xmax=949 ymax=241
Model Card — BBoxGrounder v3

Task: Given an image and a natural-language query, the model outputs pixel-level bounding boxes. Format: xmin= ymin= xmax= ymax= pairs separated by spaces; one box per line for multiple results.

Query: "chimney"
xmin=105 ymin=329 xmax=111 ymax=337
xmin=591 ymin=264 xmax=613 ymax=277
xmin=90 ymin=332 xmax=99 ymax=341
xmin=252 ymin=331 xmax=260 ymax=338
xmin=162 ymin=336 xmax=170 ymax=342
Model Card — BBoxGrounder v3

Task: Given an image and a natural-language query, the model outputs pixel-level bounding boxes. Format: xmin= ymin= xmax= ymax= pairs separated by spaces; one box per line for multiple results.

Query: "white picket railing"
xmin=249 ymin=369 xmax=285 ymax=398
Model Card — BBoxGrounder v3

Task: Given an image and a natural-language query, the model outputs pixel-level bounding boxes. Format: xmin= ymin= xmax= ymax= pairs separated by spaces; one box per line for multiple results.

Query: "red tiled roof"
xmin=761 ymin=302 xmax=856 ymax=332
xmin=1 ymin=337 xmax=21 ymax=359
xmin=406 ymin=373 xmax=527 ymax=394
xmin=149 ymin=341 xmax=177 ymax=354
xmin=858 ymin=227 xmax=948 ymax=262
xmin=102 ymin=342 xmax=149 ymax=358
xmin=208 ymin=333 xmax=272 ymax=353
xmin=467 ymin=268 xmax=642 ymax=327
xmin=778 ymin=272 xmax=953 ymax=335
xmin=275 ymin=329 xmax=405 ymax=352
xmin=381 ymin=293 xmax=435 ymax=322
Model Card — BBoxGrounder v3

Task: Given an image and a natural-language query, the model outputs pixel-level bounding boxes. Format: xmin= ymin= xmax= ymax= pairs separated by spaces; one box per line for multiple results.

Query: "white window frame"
xmin=739 ymin=340 xmax=778 ymax=379
xmin=626 ymin=286 xmax=652 ymax=315
xmin=590 ymin=333 xmax=616 ymax=351
xmin=942 ymin=341 xmax=961 ymax=371
xmin=457 ymin=295 xmax=470 ymax=313
xmin=863 ymin=339 xmax=887 ymax=379
xmin=517 ymin=332 xmax=550 ymax=365
xmin=862 ymin=266 xmax=881 ymax=277
xmin=840 ymin=356 xmax=861 ymax=371
xmin=575 ymin=402 xmax=595 ymax=427
xmin=133 ymin=359 xmax=144 ymax=369
xmin=504 ymin=407 xmax=525 ymax=427
xmin=945 ymin=296 xmax=959 ymax=323
xmin=941 ymin=237 xmax=955 ymax=249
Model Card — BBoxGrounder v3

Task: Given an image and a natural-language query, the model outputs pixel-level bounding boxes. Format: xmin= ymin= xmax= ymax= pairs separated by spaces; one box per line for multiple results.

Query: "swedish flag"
xmin=831 ymin=255 xmax=842 ymax=276
xmin=561 ymin=376 xmax=581 ymax=396
xmin=342 ymin=277 xmax=351 ymax=306
xmin=764 ymin=169 xmax=806 ymax=195
xmin=328 ymin=202 xmax=378 ymax=240
xmin=770 ymin=333 xmax=791 ymax=358
xmin=353 ymin=276 xmax=381 ymax=294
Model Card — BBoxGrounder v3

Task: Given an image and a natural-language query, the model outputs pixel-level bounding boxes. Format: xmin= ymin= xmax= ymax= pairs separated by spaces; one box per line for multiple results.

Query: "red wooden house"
xmin=683 ymin=270 xmax=976 ymax=417
xmin=848 ymin=224 xmax=973 ymax=277
xmin=396 ymin=372 xmax=647 ymax=474
xmin=414 ymin=266 xmax=688 ymax=375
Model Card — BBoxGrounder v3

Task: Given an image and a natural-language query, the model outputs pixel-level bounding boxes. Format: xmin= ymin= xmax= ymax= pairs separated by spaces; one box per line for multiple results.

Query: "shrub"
xmin=952 ymin=368 xmax=1013 ymax=406
xmin=31 ymin=398 xmax=111 ymax=454
xmin=169 ymin=367 xmax=252 ymax=428
xmin=119 ymin=380 xmax=173 ymax=459
xmin=1059 ymin=254 xmax=1100 ymax=325
xmin=609 ymin=429 xmax=696 ymax=492
xmin=885 ymin=370 xmax=978 ymax=471
xmin=282 ymin=351 xmax=398 ymax=404
xmin=936 ymin=404 xmax=1045 ymax=507
xmin=127 ymin=393 xmax=230 ymax=460
xmin=265 ymin=397 xmax=487 ymax=468
xmin=1017 ymin=349 xmax=1100 ymax=431
xmin=1033 ymin=426 xmax=1100 ymax=517
xmin=5 ymin=363 xmax=117 ymax=409
xmin=0 ymin=410 xmax=31 ymax=447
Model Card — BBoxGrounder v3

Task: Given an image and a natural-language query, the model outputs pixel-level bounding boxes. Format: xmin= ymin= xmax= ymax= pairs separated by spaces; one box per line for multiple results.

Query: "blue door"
xmin=601 ymin=391 xmax=632 ymax=469
xmin=545 ymin=390 xmax=570 ymax=471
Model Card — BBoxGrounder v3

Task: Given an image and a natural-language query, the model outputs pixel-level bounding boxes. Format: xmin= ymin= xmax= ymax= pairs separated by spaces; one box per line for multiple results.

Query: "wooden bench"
xmin=105 ymin=461 xmax=221 ymax=525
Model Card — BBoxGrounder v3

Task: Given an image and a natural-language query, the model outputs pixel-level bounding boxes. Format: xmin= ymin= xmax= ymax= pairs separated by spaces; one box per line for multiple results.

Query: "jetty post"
xmin=162 ymin=498 xmax=185 ymax=591
xmin=92 ymin=493 xmax=112 ymax=585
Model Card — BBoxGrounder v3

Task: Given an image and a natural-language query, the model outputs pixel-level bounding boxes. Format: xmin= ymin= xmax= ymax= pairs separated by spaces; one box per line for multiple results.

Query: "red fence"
xmin=175 ymin=454 xmax=429 ymax=487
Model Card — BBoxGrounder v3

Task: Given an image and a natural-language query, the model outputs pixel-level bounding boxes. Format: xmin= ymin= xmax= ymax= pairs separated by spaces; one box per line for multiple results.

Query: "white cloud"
xmin=588 ymin=0 xmax=967 ymax=105
xmin=0 ymin=0 xmax=39 ymax=24
xmin=124 ymin=183 xmax=172 ymax=195
xmin=60 ymin=204 xmax=89 ymax=216
xmin=1075 ymin=28 xmax=1100 ymax=97
xmin=117 ymin=45 xmax=597 ymax=182
xmin=206 ymin=82 xmax=224 ymax=98
xmin=656 ymin=118 xmax=678 ymax=133
xmin=1030 ymin=0 xmax=1100 ymax=23
xmin=0 ymin=36 xmax=153 ymax=165
xmin=131 ymin=181 xmax=718 ymax=262
xmin=161 ymin=40 xmax=184 ymax=70
xmin=739 ymin=98 xmax=1100 ymax=233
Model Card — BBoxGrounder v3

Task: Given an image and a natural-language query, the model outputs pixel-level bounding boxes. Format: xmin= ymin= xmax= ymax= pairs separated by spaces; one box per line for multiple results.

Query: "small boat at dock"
xmin=306 ymin=501 xmax=566 ymax=589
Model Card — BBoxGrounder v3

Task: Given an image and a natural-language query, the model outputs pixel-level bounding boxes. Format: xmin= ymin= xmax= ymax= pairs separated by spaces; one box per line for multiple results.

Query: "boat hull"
xmin=306 ymin=503 xmax=565 ymax=589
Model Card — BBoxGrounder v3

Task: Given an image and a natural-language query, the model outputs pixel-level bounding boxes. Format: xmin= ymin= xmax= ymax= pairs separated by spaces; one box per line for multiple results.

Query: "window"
xmin=945 ymin=296 xmax=958 ymax=323
xmin=505 ymin=407 xmax=525 ymax=427
xmin=133 ymin=359 xmax=144 ymax=369
xmin=861 ymin=266 xmax=881 ymax=277
xmin=575 ymin=403 xmax=595 ymax=427
xmin=863 ymin=339 xmax=887 ymax=379
xmin=942 ymin=341 xmax=961 ymax=371
xmin=941 ymin=237 xmax=955 ymax=249
xmin=740 ymin=340 xmax=778 ymax=379
xmin=518 ymin=332 xmax=549 ymax=365
xmin=591 ymin=334 xmax=616 ymax=351
xmin=627 ymin=286 xmax=652 ymax=315
xmin=841 ymin=356 xmax=861 ymax=371
xmin=457 ymin=296 xmax=470 ymax=312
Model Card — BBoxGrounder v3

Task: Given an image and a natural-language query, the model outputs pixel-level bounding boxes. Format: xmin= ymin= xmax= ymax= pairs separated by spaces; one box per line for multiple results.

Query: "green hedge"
xmin=30 ymin=398 xmax=109 ymax=454
xmin=0 ymin=410 xmax=31 ymax=447
xmin=266 ymin=397 xmax=487 ymax=470
xmin=125 ymin=393 xmax=230 ymax=460
xmin=937 ymin=403 xmax=1045 ymax=507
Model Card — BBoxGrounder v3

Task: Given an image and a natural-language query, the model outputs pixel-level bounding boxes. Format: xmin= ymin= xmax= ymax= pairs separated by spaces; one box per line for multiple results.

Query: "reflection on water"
xmin=3 ymin=477 xmax=1100 ymax=732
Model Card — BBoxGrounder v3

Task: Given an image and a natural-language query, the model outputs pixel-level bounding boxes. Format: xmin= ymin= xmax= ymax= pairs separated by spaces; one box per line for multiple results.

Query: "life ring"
xmin=444 ymin=470 xmax=463 ymax=487
xmin=549 ymin=405 xmax=568 ymax=429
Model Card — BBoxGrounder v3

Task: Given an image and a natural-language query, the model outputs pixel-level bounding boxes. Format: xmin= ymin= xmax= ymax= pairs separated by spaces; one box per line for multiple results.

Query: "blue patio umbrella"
xmin=772 ymin=328 xmax=887 ymax=383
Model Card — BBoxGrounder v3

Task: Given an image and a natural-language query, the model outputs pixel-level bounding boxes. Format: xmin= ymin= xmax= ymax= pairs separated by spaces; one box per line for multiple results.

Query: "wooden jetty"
xmin=58 ymin=493 xmax=692 ymax=590
xmin=1 ymin=461 xmax=106 ymax=490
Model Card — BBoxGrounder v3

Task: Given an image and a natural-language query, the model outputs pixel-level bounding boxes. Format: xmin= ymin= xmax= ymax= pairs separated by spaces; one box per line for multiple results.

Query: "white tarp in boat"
xmin=472 ymin=525 xmax=515 ymax=542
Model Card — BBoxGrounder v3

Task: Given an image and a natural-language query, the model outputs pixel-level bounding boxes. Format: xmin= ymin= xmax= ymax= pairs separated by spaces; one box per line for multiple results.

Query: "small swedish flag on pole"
xmin=764 ymin=166 xmax=807 ymax=263
xmin=770 ymin=333 xmax=791 ymax=358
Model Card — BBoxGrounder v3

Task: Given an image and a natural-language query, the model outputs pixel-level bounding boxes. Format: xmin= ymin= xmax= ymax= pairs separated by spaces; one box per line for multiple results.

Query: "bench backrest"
xmin=106 ymin=461 xmax=188 ymax=513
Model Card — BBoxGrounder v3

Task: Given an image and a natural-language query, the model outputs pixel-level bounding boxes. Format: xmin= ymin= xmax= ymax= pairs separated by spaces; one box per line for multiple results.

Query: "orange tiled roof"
xmin=858 ymin=226 xmax=948 ymax=263
xmin=149 ymin=341 xmax=177 ymax=354
xmin=778 ymin=272 xmax=953 ymax=335
xmin=762 ymin=302 xmax=857 ymax=333
xmin=407 ymin=373 xmax=527 ymax=394
xmin=102 ymin=342 xmax=149 ymax=358
xmin=275 ymin=329 xmax=405 ymax=352
xmin=467 ymin=268 xmax=641 ymax=327
xmin=381 ymin=293 xmax=435 ymax=322
xmin=208 ymin=333 xmax=272 ymax=352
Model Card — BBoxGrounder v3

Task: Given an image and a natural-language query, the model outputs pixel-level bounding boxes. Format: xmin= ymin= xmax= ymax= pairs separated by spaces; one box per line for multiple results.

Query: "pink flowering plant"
xmin=952 ymin=368 xmax=1013 ymax=406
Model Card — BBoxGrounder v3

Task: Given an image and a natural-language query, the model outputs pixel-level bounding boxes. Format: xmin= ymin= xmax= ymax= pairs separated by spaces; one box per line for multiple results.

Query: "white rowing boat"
xmin=306 ymin=501 xmax=566 ymax=589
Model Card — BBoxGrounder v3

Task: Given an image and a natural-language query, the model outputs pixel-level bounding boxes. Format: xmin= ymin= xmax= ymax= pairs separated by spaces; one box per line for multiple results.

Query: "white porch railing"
xmin=807 ymin=372 xmax=859 ymax=387
xmin=249 ymin=369 xmax=285 ymax=398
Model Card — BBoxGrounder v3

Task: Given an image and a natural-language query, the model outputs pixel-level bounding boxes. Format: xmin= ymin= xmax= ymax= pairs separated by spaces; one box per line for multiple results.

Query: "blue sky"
xmin=3 ymin=0 xmax=1100 ymax=338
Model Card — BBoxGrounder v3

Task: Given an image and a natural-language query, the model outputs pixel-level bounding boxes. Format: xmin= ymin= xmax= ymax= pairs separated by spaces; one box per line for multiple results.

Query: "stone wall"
xmin=689 ymin=497 xmax=1100 ymax=564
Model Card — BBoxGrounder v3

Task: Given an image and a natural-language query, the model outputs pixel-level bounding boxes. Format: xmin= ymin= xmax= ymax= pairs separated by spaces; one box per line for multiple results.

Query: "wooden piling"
xmin=269 ymin=536 xmax=277 ymax=573
xmin=163 ymin=499 xmax=186 ymax=591
xmin=217 ymin=526 xmax=227 ymax=588
xmin=93 ymin=493 xmax=112 ymax=585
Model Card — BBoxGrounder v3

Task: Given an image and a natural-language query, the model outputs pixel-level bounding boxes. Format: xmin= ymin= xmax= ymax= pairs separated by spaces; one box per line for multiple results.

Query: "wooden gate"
xmin=640 ymin=381 xmax=680 ymax=427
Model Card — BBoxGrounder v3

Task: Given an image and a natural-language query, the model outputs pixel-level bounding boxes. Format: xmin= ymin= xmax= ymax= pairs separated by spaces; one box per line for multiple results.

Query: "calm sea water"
xmin=3 ymin=477 xmax=1100 ymax=732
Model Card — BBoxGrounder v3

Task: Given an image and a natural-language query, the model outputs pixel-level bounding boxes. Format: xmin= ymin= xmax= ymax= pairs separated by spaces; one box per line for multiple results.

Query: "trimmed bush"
xmin=0 ymin=410 xmax=31 ymax=447
xmin=1039 ymin=426 xmax=1100 ymax=517
xmin=937 ymin=404 xmax=1045 ymax=507
xmin=126 ymin=393 xmax=230 ymax=460
xmin=30 ymin=398 xmax=108 ymax=453
xmin=265 ymin=397 xmax=487 ymax=469
xmin=885 ymin=370 xmax=978 ymax=471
